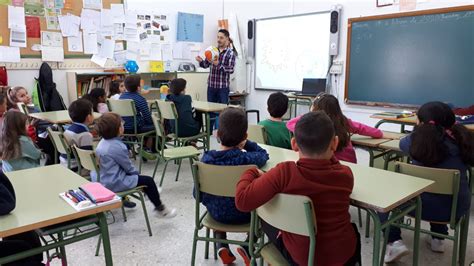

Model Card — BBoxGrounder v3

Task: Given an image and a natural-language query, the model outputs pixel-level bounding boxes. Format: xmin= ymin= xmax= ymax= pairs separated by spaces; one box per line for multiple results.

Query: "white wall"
xmin=5 ymin=0 xmax=472 ymax=128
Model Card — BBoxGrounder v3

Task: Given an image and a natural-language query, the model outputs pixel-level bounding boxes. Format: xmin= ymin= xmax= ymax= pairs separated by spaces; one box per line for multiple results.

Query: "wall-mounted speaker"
xmin=329 ymin=5 xmax=342 ymax=56
xmin=248 ymin=19 xmax=256 ymax=58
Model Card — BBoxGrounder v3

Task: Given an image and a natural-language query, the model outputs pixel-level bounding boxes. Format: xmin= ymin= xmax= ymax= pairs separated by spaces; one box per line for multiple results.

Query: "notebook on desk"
xmin=294 ymin=78 xmax=326 ymax=97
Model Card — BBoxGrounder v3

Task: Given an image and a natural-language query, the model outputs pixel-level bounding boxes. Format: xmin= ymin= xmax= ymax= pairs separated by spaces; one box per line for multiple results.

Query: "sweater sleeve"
xmin=21 ymin=137 xmax=42 ymax=160
xmin=199 ymin=60 xmax=210 ymax=69
xmin=235 ymin=166 xmax=288 ymax=212
xmin=286 ymin=115 xmax=302 ymax=133
xmin=399 ymin=134 xmax=412 ymax=155
xmin=218 ymin=52 xmax=236 ymax=74
xmin=242 ymin=140 xmax=270 ymax=168
xmin=0 ymin=172 xmax=16 ymax=215
xmin=349 ymin=119 xmax=383 ymax=138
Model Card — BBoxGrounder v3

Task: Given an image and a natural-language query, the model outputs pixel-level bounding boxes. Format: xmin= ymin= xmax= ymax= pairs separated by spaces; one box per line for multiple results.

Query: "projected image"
xmin=255 ymin=13 xmax=331 ymax=91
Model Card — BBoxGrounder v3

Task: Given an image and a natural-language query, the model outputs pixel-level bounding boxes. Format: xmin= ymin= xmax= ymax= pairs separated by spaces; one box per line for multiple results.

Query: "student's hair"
xmin=108 ymin=79 xmax=123 ymax=98
xmin=95 ymin=112 xmax=122 ymax=140
xmin=218 ymin=29 xmax=238 ymax=57
xmin=169 ymin=78 xmax=187 ymax=95
xmin=68 ymin=98 xmax=93 ymax=123
xmin=218 ymin=107 xmax=247 ymax=147
xmin=0 ymin=111 xmax=28 ymax=160
xmin=84 ymin=88 xmax=106 ymax=112
xmin=295 ymin=111 xmax=335 ymax=156
xmin=6 ymin=86 xmax=27 ymax=110
xmin=410 ymin=101 xmax=474 ymax=166
xmin=267 ymin=92 xmax=288 ymax=118
xmin=124 ymin=75 xmax=141 ymax=93
xmin=312 ymin=93 xmax=350 ymax=152
xmin=0 ymin=93 xmax=6 ymax=106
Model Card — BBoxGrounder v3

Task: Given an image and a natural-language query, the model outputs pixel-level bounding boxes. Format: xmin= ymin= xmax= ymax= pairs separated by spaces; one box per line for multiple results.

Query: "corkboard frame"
xmin=0 ymin=0 xmax=123 ymax=58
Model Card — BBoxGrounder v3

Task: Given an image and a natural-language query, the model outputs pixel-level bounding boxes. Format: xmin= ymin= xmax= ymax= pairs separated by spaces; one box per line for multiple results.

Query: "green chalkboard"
xmin=345 ymin=6 xmax=474 ymax=108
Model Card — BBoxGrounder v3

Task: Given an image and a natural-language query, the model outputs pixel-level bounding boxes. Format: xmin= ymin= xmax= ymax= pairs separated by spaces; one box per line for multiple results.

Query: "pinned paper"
xmin=24 ymin=2 xmax=45 ymax=16
xmin=10 ymin=26 xmax=27 ymax=47
xmin=150 ymin=61 xmax=164 ymax=73
xmin=26 ymin=16 xmax=40 ymax=38
xmin=8 ymin=5 xmax=25 ymax=28
xmin=100 ymin=9 xmax=114 ymax=36
xmin=161 ymin=44 xmax=173 ymax=61
xmin=83 ymin=31 xmax=98 ymax=54
xmin=91 ymin=54 xmax=108 ymax=67
xmin=58 ymin=14 xmax=81 ymax=37
xmin=111 ymin=3 xmax=125 ymax=23
xmin=67 ymin=35 xmax=83 ymax=52
xmin=41 ymin=31 xmax=63 ymax=47
xmin=41 ymin=46 xmax=64 ymax=62
xmin=81 ymin=9 xmax=100 ymax=32
xmin=45 ymin=8 xmax=61 ymax=30
xmin=0 ymin=46 xmax=20 ymax=62
xmin=99 ymin=39 xmax=114 ymax=59
xmin=83 ymin=0 xmax=102 ymax=10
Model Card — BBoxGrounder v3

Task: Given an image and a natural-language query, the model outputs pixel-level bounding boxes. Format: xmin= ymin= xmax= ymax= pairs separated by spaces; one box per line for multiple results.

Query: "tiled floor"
xmin=50 ymin=138 xmax=474 ymax=266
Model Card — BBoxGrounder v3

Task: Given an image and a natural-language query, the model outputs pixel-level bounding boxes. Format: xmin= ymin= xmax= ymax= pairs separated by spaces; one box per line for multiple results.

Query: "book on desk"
xmin=373 ymin=112 xmax=415 ymax=118
xmin=60 ymin=182 xmax=121 ymax=212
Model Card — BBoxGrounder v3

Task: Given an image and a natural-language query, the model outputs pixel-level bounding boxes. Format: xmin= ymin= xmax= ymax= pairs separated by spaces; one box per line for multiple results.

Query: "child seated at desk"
xmin=108 ymin=79 xmax=125 ymax=100
xmin=287 ymin=92 xmax=384 ymax=163
xmin=0 ymin=93 xmax=7 ymax=129
xmin=380 ymin=101 xmax=474 ymax=263
xmin=236 ymin=111 xmax=361 ymax=266
xmin=0 ymin=112 xmax=41 ymax=172
xmin=83 ymin=88 xmax=109 ymax=114
xmin=93 ymin=113 xmax=176 ymax=218
xmin=6 ymin=86 xmax=55 ymax=166
xmin=200 ymin=108 xmax=269 ymax=265
xmin=0 ymin=171 xmax=44 ymax=266
xmin=258 ymin=92 xmax=292 ymax=149
xmin=165 ymin=78 xmax=202 ymax=137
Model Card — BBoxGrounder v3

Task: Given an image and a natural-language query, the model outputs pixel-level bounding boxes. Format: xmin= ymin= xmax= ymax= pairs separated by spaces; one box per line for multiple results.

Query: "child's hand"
xmin=195 ymin=56 xmax=203 ymax=63
xmin=212 ymin=58 xmax=219 ymax=66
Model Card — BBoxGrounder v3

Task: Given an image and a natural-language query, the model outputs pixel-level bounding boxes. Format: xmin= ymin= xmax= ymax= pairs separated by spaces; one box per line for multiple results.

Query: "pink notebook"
xmin=80 ymin=182 xmax=116 ymax=203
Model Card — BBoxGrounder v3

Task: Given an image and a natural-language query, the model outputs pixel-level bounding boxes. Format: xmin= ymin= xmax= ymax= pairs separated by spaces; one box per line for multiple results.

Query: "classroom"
xmin=1 ymin=0 xmax=473 ymax=265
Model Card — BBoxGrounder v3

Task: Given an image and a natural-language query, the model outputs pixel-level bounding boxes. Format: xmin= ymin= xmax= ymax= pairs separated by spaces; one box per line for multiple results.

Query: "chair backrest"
xmin=107 ymin=99 xmax=136 ymax=117
xmin=192 ymin=161 xmax=256 ymax=197
xmin=47 ymin=127 xmax=70 ymax=155
xmin=73 ymin=145 xmax=99 ymax=174
xmin=395 ymin=162 xmax=460 ymax=226
xmin=17 ymin=102 xmax=29 ymax=114
xmin=247 ymin=124 xmax=267 ymax=144
xmin=156 ymin=100 xmax=178 ymax=120
xmin=256 ymin=193 xmax=317 ymax=265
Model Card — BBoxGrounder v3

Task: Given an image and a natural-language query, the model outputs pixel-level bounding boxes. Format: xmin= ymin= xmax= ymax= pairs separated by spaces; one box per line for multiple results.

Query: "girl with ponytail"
xmin=381 ymin=101 xmax=473 ymax=263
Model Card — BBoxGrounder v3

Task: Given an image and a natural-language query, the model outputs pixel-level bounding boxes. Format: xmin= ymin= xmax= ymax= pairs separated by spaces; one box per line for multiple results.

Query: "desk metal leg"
xmin=205 ymin=113 xmax=211 ymax=151
xmin=368 ymin=210 xmax=382 ymax=266
xmin=98 ymin=213 xmax=113 ymax=266
xmin=412 ymin=197 xmax=421 ymax=266
xmin=458 ymin=214 xmax=470 ymax=266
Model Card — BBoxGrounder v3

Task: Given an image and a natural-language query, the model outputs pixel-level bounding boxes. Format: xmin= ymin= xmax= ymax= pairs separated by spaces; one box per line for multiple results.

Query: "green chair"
xmin=107 ymin=99 xmax=155 ymax=173
xmin=72 ymin=145 xmax=153 ymax=252
xmin=190 ymin=161 xmax=256 ymax=265
xmin=47 ymin=128 xmax=73 ymax=168
xmin=247 ymin=124 xmax=267 ymax=145
xmin=151 ymin=113 xmax=201 ymax=187
xmin=252 ymin=193 xmax=317 ymax=266
xmin=17 ymin=102 xmax=29 ymax=114
xmin=155 ymin=99 xmax=209 ymax=151
xmin=381 ymin=162 xmax=472 ymax=266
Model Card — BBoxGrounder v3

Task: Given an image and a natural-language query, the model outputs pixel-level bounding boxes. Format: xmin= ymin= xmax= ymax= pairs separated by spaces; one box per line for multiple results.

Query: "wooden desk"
xmin=229 ymin=92 xmax=248 ymax=107
xmin=371 ymin=114 xmax=474 ymax=132
xmin=351 ymin=131 xmax=406 ymax=167
xmin=0 ymin=165 xmax=121 ymax=265
xmin=28 ymin=110 xmax=101 ymax=124
xmin=259 ymin=144 xmax=433 ymax=266
xmin=286 ymin=94 xmax=313 ymax=118
xmin=192 ymin=100 xmax=233 ymax=112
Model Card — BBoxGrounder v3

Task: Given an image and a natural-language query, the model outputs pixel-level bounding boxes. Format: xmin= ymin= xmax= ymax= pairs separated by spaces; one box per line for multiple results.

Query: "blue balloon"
xmin=124 ymin=60 xmax=139 ymax=73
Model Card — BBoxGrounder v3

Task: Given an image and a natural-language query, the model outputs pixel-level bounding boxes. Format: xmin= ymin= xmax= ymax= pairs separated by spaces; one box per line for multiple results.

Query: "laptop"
xmin=294 ymin=78 xmax=327 ymax=97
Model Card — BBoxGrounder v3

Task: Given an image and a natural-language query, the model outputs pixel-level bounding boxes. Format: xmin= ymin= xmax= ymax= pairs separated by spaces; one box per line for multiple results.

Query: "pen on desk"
xmin=65 ymin=192 xmax=78 ymax=203
xmin=69 ymin=190 xmax=84 ymax=202
xmin=78 ymin=187 xmax=96 ymax=204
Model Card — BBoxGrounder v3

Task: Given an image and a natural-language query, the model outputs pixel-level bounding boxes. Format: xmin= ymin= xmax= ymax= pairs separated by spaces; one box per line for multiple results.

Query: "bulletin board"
xmin=0 ymin=0 xmax=122 ymax=58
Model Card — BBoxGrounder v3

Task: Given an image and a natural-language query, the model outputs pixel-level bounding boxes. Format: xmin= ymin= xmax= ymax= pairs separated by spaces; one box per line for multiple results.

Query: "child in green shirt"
xmin=258 ymin=92 xmax=292 ymax=149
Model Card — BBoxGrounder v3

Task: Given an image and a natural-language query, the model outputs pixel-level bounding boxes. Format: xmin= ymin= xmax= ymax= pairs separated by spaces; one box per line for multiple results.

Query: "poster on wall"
xmin=177 ymin=12 xmax=204 ymax=42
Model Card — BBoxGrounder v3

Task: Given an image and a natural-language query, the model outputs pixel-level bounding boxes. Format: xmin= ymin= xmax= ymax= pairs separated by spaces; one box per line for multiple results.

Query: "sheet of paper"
xmin=25 ymin=2 xmax=45 ymax=16
xmin=140 ymin=42 xmax=151 ymax=57
xmin=12 ymin=0 xmax=24 ymax=7
xmin=150 ymin=61 xmax=164 ymax=73
xmin=10 ymin=26 xmax=26 ymax=47
xmin=45 ymin=8 xmax=61 ymax=30
xmin=114 ymin=42 xmax=124 ymax=51
xmin=124 ymin=26 xmax=138 ymax=42
xmin=150 ymin=43 xmax=162 ymax=61
xmin=125 ymin=41 xmax=139 ymax=60
xmin=99 ymin=38 xmax=114 ymax=59
xmin=83 ymin=0 xmax=102 ymax=10
xmin=110 ymin=4 xmax=125 ymax=23
xmin=0 ymin=46 xmax=21 ymax=63
xmin=114 ymin=50 xmax=126 ymax=65
xmin=41 ymin=46 xmax=64 ymax=62
xmin=26 ymin=16 xmax=41 ymax=38
xmin=81 ymin=9 xmax=100 ymax=32
xmin=8 ymin=6 xmax=25 ymax=28
xmin=113 ymin=23 xmax=124 ymax=40
xmin=58 ymin=14 xmax=81 ymax=37
xmin=54 ymin=0 xmax=63 ymax=8
xmin=91 ymin=54 xmax=107 ymax=67
xmin=67 ymin=35 xmax=83 ymax=52
xmin=161 ymin=44 xmax=173 ymax=61
xmin=125 ymin=10 xmax=137 ymax=27
xmin=100 ymin=9 xmax=114 ymax=36
xmin=41 ymin=31 xmax=63 ymax=47
xmin=83 ymin=31 xmax=98 ymax=54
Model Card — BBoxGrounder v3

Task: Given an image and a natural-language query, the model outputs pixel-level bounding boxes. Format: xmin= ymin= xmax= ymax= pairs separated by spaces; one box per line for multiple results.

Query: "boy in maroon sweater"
xmin=236 ymin=111 xmax=361 ymax=266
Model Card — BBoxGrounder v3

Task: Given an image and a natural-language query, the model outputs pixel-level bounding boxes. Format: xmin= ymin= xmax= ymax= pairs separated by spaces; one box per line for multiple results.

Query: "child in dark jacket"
xmin=0 ymin=172 xmax=44 ymax=265
xmin=165 ymin=78 xmax=202 ymax=137
xmin=200 ymin=107 xmax=269 ymax=265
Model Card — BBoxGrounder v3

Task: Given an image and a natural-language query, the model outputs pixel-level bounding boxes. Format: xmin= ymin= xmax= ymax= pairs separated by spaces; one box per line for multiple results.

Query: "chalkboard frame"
xmin=344 ymin=5 xmax=474 ymax=108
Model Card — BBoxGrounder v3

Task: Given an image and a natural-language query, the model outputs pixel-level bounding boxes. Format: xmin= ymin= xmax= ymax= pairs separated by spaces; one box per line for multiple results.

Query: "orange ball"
xmin=205 ymin=50 xmax=213 ymax=61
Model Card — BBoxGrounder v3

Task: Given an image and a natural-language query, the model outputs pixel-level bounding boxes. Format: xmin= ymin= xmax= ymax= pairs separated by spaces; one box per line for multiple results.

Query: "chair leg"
xmin=138 ymin=192 xmax=153 ymax=237
xmin=213 ymin=230 xmax=217 ymax=260
xmin=191 ymin=228 xmax=199 ymax=266
xmin=58 ymin=232 xmax=67 ymax=265
xmin=151 ymin=157 xmax=161 ymax=179
xmin=459 ymin=216 xmax=469 ymax=266
xmin=204 ymin=228 xmax=210 ymax=259
xmin=138 ymin=138 xmax=144 ymax=173
xmin=159 ymin=161 xmax=169 ymax=187
xmin=121 ymin=204 xmax=127 ymax=222
xmin=451 ymin=224 xmax=460 ymax=266
xmin=357 ymin=207 xmax=363 ymax=227
xmin=175 ymin=159 xmax=183 ymax=182
xmin=365 ymin=211 xmax=371 ymax=238
xmin=95 ymin=235 xmax=102 ymax=256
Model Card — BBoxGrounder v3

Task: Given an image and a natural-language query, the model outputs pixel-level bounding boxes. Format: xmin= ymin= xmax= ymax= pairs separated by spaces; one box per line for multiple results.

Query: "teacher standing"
xmin=196 ymin=29 xmax=237 ymax=129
